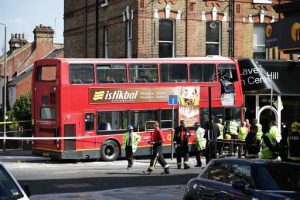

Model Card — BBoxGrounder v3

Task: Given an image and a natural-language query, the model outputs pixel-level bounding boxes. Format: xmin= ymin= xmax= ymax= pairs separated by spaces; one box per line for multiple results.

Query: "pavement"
xmin=0 ymin=150 xmax=202 ymax=200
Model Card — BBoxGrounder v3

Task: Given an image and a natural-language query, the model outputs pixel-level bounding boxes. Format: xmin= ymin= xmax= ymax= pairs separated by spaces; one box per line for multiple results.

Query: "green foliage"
xmin=12 ymin=92 xmax=32 ymax=121
xmin=9 ymin=92 xmax=32 ymax=137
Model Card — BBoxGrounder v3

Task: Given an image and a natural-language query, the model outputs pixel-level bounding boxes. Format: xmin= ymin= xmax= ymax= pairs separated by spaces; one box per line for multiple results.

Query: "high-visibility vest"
xmin=122 ymin=132 xmax=141 ymax=153
xmin=256 ymin=123 xmax=263 ymax=141
xmin=195 ymin=127 xmax=206 ymax=151
xmin=238 ymin=127 xmax=248 ymax=141
xmin=217 ymin=123 xmax=224 ymax=139
xmin=229 ymin=121 xmax=238 ymax=135
xmin=260 ymin=132 xmax=276 ymax=159
xmin=269 ymin=125 xmax=281 ymax=143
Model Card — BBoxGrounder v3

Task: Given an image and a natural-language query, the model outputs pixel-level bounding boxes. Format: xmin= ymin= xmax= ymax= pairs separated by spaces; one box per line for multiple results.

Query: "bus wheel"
xmin=100 ymin=140 xmax=120 ymax=161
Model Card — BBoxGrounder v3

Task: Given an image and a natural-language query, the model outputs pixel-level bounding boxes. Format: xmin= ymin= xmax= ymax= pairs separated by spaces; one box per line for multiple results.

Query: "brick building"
xmin=0 ymin=25 xmax=64 ymax=108
xmin=64 ymin=0 xmax=291 ymax=59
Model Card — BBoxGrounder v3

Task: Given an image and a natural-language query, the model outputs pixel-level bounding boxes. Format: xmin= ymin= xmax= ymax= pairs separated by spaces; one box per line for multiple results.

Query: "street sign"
xmin=168 ymin=94 xmax=178 ymax=105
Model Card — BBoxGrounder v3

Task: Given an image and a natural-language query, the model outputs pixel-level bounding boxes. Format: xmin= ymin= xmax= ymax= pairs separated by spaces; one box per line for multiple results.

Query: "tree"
xmin=10 ymin=92 xmax=32 ymax=136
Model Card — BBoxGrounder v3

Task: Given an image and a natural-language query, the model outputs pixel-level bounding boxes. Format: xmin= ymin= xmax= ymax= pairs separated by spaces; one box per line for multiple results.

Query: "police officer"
xmin=253 ymin=119 xmax=263 ymax=142
xmin=287 ymin=118 xmax=300 ymax=162
xmin=238 ymin=121 xmax=248 ymax=156
xmin=260 ymin=123 xmax=278 ymax=159
xmin=122 ymin=125 xmax=141 ymax=170
xmin=228 ymin=119 xmax=238 ymax=155
xmin=174 ymin=120 xmax=191 ymax=169
xmin=194 ymin=122 xmax=206 ymax=167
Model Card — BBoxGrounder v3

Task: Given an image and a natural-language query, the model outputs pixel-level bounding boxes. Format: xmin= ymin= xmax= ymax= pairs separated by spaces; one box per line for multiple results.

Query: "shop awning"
xmin=239 ymin=58 xmax=300 ymax=95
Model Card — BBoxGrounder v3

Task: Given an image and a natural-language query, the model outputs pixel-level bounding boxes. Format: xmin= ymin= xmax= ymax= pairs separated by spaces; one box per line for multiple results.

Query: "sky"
xmin=0 ymin=0 xmax=64 ymax=54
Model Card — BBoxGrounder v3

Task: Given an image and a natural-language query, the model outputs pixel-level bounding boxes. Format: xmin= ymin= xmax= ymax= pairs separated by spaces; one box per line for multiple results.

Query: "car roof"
xmin=210 ymin=157 xmax=300 ymax=167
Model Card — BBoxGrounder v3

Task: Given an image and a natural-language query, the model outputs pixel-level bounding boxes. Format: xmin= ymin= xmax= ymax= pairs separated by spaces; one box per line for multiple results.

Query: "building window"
xmin=206 ymin=21 xmax=221 ymax=55
xmin=104 ymin=26 xmax=109 ymax=58
xmin=159 ymin=19 xmax=174 ymax=58
xmin=253 ymin=23 xmax=266 ymax=59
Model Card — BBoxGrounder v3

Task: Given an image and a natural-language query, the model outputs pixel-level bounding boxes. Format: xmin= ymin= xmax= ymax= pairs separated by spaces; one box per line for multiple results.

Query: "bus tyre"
xmin=100 ymin=140 xmax=120 ymax=161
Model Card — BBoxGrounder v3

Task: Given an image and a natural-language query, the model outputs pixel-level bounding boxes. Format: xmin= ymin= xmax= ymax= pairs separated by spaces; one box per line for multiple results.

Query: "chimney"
xmin=8 ymin=33 xmax=28 ymax=52
xmin=33 ymin=24 xmax=54 ymax=44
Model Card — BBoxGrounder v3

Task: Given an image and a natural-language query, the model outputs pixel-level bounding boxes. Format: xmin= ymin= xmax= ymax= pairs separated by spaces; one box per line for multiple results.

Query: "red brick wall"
xmin=64 ymin=0 xmax=294 ymax=59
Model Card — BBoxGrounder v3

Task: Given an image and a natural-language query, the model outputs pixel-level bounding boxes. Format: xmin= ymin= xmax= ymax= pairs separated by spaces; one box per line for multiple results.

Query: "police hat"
xmin=194 ymin=122 xmax=200 ymax=126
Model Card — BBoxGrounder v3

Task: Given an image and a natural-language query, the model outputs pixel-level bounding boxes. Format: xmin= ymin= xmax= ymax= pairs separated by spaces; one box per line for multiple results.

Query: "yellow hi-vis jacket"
xmin=195 ymin=127 xmax=206 ymax=151
xmin=260 ymin=132 xmax=277 ymax=159
xmin=217 ymin=123 xmax=224 ymax=139
xmin=238 ymin=127 xmax=248 ymax=141
xmin=229 ymin=121 xmax=238 ymax=135
xmin=122 ymin=132 xmax=141 ymax=153
xmin=256 ymin=123 xmax=263 ymax=141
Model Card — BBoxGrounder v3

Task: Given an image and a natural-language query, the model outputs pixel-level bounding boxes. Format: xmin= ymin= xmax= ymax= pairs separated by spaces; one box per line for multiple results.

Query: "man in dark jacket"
xmin=205 ymin=117 xmax=220 ymax=163
xmin=174 ymin=120 xmax=191 ymax=169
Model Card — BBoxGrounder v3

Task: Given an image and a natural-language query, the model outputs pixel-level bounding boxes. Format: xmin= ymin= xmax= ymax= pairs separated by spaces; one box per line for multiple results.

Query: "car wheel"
xmin=100 ymin=140 xmax=120 ymax=161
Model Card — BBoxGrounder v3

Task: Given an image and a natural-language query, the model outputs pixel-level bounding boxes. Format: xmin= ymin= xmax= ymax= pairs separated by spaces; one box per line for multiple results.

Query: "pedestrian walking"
xmin=122 ymin=125 xmax=141 ymax=170
xmin=174 ymin=120 xmax=191 ymax=169
xmin=194 ymin=122 xmax=206 ymax=167
xmin=144 ymin=121 xmax=170 ymax=174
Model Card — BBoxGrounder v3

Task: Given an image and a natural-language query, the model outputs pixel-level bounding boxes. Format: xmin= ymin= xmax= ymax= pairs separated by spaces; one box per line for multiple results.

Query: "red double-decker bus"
xmin=32 ymin=57 xmax=243 ymax=161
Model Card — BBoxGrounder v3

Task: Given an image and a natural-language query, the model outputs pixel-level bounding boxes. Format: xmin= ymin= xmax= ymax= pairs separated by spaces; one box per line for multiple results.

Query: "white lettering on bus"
xmin=104 ymin=90 xmax=138 ymax=100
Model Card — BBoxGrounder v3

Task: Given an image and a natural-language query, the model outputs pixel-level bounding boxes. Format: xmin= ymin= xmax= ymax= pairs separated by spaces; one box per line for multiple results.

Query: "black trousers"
xmin=175 ymin=144 xmax=189 ymax=165
xmin=149 ymin=144 xmax=168 ymax=168
xmin=195 ymin=149 xmax=206 ymax=166
xmin=125 ymin=146 xmax=133 ymax=167
xmin=205 ymin=141 xmax=217 ymax=163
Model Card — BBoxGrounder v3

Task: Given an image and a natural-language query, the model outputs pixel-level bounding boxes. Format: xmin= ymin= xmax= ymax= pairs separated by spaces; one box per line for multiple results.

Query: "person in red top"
xmin=174 ymin=120 xmax=191 ymax=169
xmin=144 ymin=121 xmax=170 ymax=174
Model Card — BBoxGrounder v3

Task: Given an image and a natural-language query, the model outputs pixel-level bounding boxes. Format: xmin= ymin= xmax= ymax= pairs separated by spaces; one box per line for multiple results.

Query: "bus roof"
xmin=35 ymin=56 xmax=236 ymax=65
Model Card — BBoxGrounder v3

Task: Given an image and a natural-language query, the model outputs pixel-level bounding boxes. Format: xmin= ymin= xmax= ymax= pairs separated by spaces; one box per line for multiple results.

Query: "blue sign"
xmin=168 ymin=95 xmax=178 ymax=105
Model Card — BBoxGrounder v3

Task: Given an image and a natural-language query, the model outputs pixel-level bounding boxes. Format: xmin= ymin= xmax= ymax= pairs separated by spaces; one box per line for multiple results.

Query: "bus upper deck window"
xmin=69 ymin=64 xmax=94 ymax=84
xmin=97 ymin=64 xmax=126 ymax=83
xmin=160 ymin=64 xmax=187 ymax=82
xmin=190 ymin=63 xmax=216 ymax=82
xmin=218 ymin=64 xmax=238 ymax=82
xmin=129 ymin=64 xmax=158 ymax=83
xmin=36 ymin=66 xmax=56 ymax=82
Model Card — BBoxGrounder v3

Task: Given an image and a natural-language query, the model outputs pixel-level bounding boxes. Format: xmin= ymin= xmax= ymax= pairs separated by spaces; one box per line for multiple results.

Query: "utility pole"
xmin=0 ymin=22 xmax=7 ymax=151
xmin=229 ymin=0 xmax=235 ymax=58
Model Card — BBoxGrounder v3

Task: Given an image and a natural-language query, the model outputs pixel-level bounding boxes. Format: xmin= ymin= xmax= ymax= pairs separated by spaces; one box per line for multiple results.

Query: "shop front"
xmin=239 ymin=58 xmax=300 ymax=134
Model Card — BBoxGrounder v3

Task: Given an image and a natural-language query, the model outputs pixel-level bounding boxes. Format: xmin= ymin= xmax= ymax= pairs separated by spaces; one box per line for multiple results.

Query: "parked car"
xmin=0 ymin=162 xmax=30 ymax=200
xmin=183 ymin=158 xmax=300 ymax=200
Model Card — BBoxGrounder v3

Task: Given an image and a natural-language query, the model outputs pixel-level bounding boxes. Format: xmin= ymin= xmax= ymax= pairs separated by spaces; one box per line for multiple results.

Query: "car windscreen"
xmin=253 ymin=164 xmax=300 ymax=191
xmin=0 ymin=165 xmax=24 ymax=199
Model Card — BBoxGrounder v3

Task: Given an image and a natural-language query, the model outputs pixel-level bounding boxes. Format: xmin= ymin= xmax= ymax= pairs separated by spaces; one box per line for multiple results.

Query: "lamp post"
xmin=0 ymin=22 xmax=7 ymax=151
